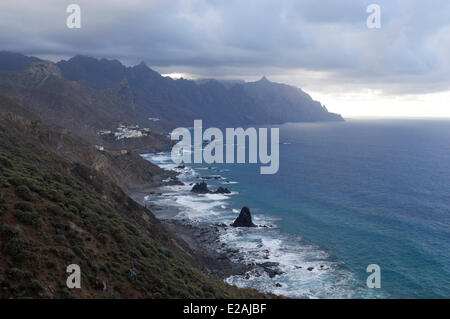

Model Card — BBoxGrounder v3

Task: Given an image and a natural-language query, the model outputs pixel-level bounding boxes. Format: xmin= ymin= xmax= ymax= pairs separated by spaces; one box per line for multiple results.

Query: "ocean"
xmin=143 ymin=119 xmax=450 ymax=299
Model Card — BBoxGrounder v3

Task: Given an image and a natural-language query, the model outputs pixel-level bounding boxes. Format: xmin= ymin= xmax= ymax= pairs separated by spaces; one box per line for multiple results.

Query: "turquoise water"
xmin=146 ymin=119 xmax=450 ymax=298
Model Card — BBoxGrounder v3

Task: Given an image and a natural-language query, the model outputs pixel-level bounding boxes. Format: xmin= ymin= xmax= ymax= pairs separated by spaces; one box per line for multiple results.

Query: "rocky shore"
xmin=129 ymin=183 xmax=288 ymax=287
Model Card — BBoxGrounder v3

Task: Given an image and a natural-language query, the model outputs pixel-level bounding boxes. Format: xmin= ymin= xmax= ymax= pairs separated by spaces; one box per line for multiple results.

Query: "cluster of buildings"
xmin=98 ymin=124 xmax=152 ymax=140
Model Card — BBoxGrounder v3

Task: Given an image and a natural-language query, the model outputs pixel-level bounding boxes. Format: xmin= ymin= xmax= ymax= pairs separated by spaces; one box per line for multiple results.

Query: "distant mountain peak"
xmin=69 ymin=54 xmax=97 ymax=62
xmin=132 ymin=61 xmax=152 ymax=72
xmin=259 ymin=76 xmax=270 ymax=83
xmin=57 ymin=55 xmax=128 ymax=89
xmin=129 ymin=61 xmax=162 ymax=80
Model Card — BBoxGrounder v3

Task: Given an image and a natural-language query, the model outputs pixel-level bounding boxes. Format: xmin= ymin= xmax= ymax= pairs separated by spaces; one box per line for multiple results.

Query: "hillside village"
xmin=98 ymin=124 xmax=152 ymax=140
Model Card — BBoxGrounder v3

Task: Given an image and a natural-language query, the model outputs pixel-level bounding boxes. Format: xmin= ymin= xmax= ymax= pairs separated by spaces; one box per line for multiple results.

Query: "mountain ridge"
xmin=0 ymin=52 xmax=344 ymax=132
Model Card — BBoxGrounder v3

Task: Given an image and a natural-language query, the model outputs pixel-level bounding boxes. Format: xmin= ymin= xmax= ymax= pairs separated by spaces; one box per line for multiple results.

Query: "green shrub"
xmin=54 ymin=234 xmax=66 ymax=244
xmin=9 ymin=176 xmax=38 ymax=190
xmin=67 ymin=205 xmax=79 ymax=214
xmin=0 ymin=155 xmax=12 ymax=168
xmin=29 ymin=280 xmax=43 ymax=293
xmin=0 ymin=225 xmax=22 ymax=239
xmin=14 ymin=201 xmax=34 ymax=212
xmin=124 ymin=222 xmax=139 ymax=236
xmin=47 ymin=205 xmax=65 ymax=216
xmin=9 ymin=176 xmax=24 ymax=186
xmin=44 ymin=189 xmax=65 ymax=203
xmin=112 ymin=230 xmax=126 ymax=244
xmin=5 ymin=268 xmax=32 ymax=281
xmin=3 ymin=238 xmax=28 ymax=261
xmin=15 ymin=185 xmax=35 ymax=201
xmin=46 ymin=261 xmax=56 ymax=269
xmin=13 ymin=210 xmax=42 ymax=228
xmin=98 ymin=233 xmax=108 ymax=245
xmin=67 ymin=198 xmax=82 ymax=210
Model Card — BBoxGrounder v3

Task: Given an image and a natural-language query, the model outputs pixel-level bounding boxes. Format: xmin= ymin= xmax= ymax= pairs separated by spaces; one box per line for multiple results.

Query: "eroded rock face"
xmin=231 ymin=206 xmax=256 ymax=227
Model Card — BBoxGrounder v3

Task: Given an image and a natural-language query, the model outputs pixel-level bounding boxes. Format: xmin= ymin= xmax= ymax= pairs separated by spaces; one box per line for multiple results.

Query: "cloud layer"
xmin=1 ymin=0 xmax=449 ymax=96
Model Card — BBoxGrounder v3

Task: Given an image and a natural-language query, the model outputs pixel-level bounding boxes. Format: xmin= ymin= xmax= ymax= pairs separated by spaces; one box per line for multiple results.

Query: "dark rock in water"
xmin=258 ymin=262 xmax=280 ymax=268
xmin=257 ymin=262 xmax=284 ymax=278
xmin=201 ymin=175 xmax=221 ymax=180
xmin=191 ymin=182 xmax=231 ymax=195
xmin=191 ymin=182 xmax=210 ymax=193
xmin=264 ymin=269 xmax=284 ymax=278
xmin=176 ymin=165 xmax=185 ymax=169
xmin=307 ymin=267 xmax=314 ymax=271
xmin=275 ymin=283 xmax=283 ymax=287
xmin=231 ymin=206 xmax=256 ymax=227
xmin=214 ymin=187 xmax=231 ymax=194
xmin=164 ymin=177 xmax=184 ymax=186
xmin=226 ymin=248 xmax=239 ymax=255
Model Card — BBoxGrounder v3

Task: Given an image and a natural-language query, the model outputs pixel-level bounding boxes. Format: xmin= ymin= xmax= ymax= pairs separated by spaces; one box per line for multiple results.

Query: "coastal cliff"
xmin=0 ymin=94 xmax=273 ymax=298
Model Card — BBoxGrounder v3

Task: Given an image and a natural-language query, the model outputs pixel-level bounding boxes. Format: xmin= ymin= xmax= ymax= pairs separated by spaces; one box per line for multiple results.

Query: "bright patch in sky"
xmin=308 ymin=90 xmax=450 ymax=118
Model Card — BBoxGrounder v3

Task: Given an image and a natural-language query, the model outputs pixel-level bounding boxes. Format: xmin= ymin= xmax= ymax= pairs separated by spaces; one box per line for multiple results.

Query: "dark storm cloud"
xmin=0 ymin=0 xmax=449 ymax=94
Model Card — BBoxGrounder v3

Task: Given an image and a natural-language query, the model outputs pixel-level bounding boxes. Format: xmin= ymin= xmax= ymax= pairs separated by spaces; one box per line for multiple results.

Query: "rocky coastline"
xmin=129 ymin=180 xmax=289 ymax=290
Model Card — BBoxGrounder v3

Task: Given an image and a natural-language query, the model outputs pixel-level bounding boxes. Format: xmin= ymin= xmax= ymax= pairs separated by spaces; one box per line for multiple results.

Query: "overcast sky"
xmin=1 ymin=0 xmax=449 ymax=117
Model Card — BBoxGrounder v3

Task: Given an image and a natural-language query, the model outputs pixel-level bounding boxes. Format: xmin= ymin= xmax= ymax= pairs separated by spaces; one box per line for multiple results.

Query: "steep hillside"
xmin=0 ymin=61 xmax=171 ymax=150
xmin=0 ymin=111 xmax=270 ymax=299
xmin=0 ymin=94 xmax=169 ymax=192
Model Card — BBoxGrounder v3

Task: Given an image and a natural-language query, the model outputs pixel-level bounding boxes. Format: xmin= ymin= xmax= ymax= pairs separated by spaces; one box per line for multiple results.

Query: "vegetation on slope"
xmin=0 ymin=116 xmax=269 ymax=299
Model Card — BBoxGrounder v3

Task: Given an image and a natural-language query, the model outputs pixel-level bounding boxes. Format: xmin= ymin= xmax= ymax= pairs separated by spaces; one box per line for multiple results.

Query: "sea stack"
xmin=231 ymin=206 xmax=257 ymax=227
xmin=191 ymin=182 xmax=210 ymax=193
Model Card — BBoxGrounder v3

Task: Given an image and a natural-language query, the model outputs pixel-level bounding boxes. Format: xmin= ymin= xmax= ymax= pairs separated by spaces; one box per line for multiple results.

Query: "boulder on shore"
xmin=191 ymin=182 xmax=210 ymax=193
xmin=231 ymin=206 xmax=256 ymax=227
